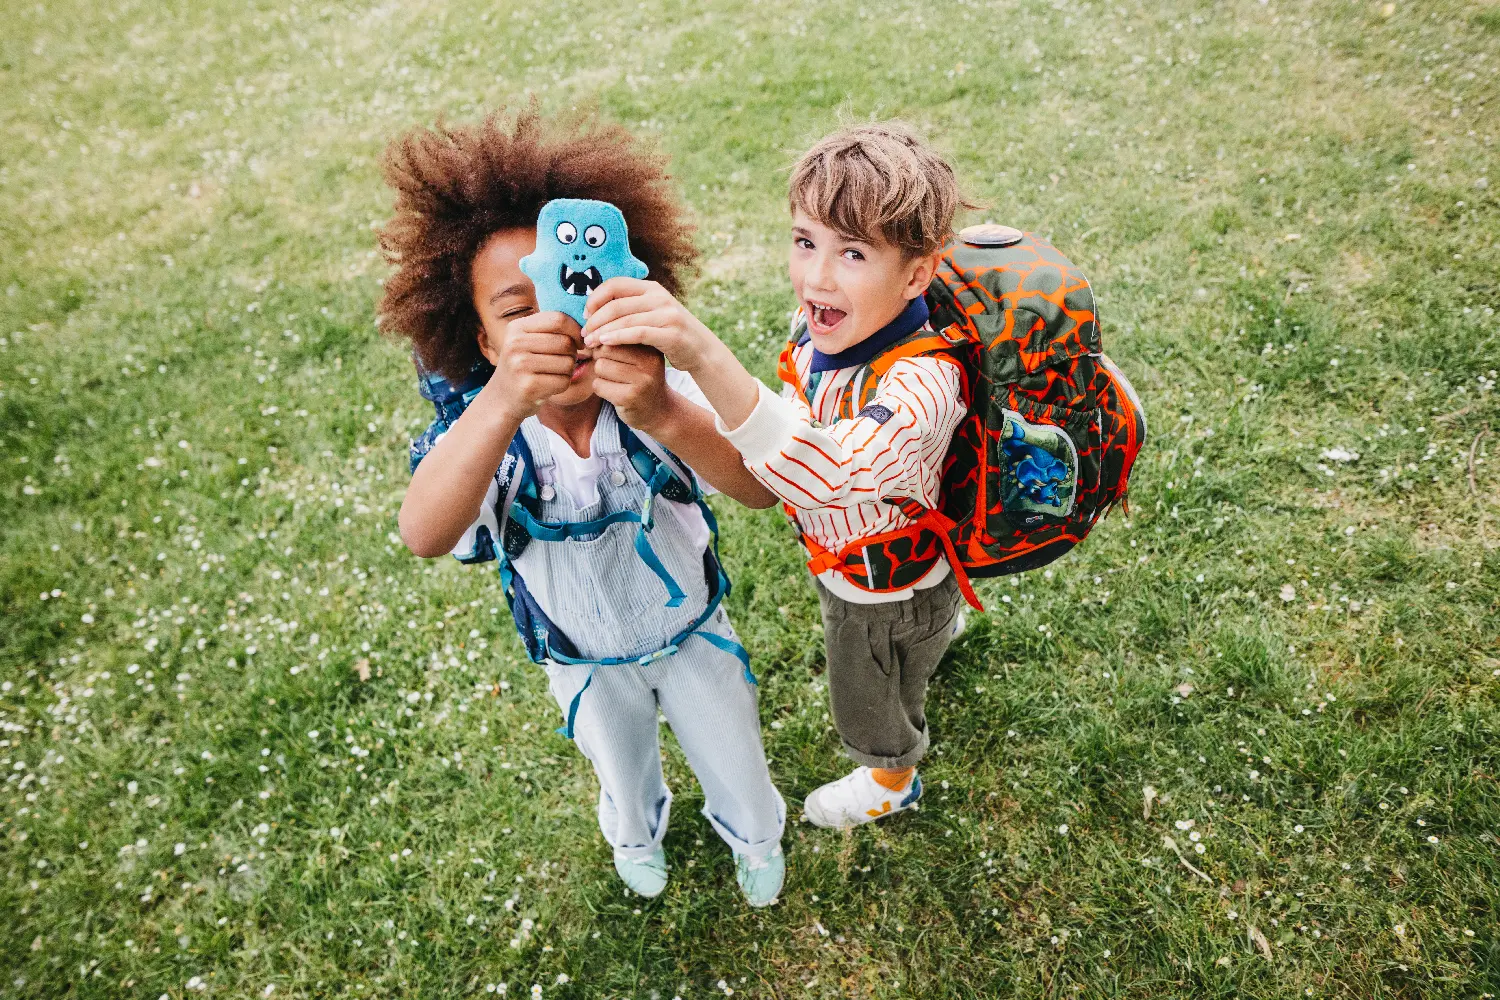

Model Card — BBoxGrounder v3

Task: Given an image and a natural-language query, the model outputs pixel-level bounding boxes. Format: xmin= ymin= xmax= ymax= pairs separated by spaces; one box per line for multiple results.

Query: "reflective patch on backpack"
xmin=998 ymin=409 xmax=1078 ymax=524
xmin=857 ymin=403 xmax=895 ymax=425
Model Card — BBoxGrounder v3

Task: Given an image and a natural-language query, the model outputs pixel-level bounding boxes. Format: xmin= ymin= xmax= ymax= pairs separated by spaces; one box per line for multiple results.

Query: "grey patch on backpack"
xmin=858 ymin=403 xmax=895 ymax=424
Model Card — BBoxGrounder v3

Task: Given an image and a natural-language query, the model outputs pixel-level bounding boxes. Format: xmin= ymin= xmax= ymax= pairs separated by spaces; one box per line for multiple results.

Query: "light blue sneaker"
xmin=613 ymin=848 xmax=668 ymax=898
xmin=734 ymin=843 xmax=785 ymax=908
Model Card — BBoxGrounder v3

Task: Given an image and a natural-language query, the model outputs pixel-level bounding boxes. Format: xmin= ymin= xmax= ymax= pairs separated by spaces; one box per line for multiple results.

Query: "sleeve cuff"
xmin=715 ymin=378 xmax=803 ymax=466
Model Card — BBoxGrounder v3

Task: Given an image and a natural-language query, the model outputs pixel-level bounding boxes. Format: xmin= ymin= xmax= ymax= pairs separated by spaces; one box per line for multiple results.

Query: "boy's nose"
xmin=806 ymin=254 xmax=837 ymax=290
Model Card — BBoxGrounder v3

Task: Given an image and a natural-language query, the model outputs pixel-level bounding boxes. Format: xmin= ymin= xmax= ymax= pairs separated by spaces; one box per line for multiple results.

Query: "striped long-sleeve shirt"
xmin=719 ymin=316 xmax=967 ymax=603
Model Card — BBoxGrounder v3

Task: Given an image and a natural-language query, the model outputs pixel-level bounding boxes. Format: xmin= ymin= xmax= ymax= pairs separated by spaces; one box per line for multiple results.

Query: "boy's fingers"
xmin=583 ymin=277 xmax=657 ymax=321
xmin=586 ymin=308 xmax=677 ymax=346
xmin=581 ymin=298 xmax=653 ymax=339
xmin=595 ymin=325 xmax=674 ymax=350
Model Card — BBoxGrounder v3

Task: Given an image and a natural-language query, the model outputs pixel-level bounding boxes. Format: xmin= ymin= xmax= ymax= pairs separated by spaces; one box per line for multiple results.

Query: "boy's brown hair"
xmin=788 ymin=121 xmax=971 ymax=257
xmin=378 ymin=107 xmax=698 ymax=381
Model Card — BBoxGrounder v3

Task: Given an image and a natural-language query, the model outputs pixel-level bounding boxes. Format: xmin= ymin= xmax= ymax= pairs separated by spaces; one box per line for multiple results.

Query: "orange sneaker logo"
xmin=865 ymin=802 xmax=893 ymax=818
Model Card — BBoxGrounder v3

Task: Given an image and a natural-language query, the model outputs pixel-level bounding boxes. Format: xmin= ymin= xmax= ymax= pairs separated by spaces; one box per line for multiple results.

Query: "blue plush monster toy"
xmin=518 ymin=199 xmax=649 ymax=326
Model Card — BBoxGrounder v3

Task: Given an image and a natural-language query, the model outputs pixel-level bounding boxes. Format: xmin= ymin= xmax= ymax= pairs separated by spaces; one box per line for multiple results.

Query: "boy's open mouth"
xmin=808 ymin=302 xmax=848 ymax=333
xmin=560 ymin=263 xmax=603 ymax=296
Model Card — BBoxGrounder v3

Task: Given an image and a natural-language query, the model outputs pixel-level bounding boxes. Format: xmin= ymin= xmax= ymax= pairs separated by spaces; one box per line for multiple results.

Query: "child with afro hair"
xmin=380 ymin=107 xmax=786 ymax=906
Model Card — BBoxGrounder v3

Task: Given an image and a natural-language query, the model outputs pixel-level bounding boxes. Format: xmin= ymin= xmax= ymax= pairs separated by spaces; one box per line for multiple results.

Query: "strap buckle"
xmin=637 ymin=643 xmax=679 ymax=666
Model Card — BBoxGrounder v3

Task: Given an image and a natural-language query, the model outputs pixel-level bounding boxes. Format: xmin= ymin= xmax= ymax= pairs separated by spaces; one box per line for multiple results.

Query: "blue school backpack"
xmin=407 ymin=358 xmax=754 ymax=737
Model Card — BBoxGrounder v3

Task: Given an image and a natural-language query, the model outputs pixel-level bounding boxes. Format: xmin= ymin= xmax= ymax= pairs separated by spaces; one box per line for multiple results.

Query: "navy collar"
xmin=809 ymin=296 xmax=930 ymax=373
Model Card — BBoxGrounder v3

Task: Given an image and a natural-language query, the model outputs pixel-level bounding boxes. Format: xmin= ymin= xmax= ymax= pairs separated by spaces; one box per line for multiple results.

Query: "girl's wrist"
xmin=471 ymin=378 xmax=531 ymax=430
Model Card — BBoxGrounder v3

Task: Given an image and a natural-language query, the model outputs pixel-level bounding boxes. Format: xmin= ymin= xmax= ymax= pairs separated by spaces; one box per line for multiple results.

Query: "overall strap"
xmin=502 ymin=415 xmax=696 ymax=613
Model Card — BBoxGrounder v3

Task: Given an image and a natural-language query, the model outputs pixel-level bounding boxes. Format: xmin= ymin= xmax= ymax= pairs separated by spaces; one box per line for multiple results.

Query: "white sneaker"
xmin=802 ymin=767 xmax=922 ymax=829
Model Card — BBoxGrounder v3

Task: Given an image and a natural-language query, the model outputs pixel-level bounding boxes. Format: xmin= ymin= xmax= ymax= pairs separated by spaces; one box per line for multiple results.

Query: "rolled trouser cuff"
xmin=841 ymin=727 xmax=929 ymax=770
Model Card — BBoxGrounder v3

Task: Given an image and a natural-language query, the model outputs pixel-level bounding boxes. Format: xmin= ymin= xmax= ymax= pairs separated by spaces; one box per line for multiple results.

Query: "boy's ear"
xmin=901 ymin=251 xmax=942 ymax=301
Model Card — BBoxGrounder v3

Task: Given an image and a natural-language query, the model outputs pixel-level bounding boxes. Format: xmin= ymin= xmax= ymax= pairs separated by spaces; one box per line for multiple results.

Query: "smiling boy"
xmin=585 ymin=122 xmax=972 ymax=828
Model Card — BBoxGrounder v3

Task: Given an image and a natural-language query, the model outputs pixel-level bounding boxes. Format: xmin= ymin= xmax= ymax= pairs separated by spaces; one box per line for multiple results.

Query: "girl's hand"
xmin=592 ymin=344 xmax=673 ymax=434
xmin=483 ymin=311 xmax=583 ymax=421
xmin=582 ymin=278 xmax=722 ymax=374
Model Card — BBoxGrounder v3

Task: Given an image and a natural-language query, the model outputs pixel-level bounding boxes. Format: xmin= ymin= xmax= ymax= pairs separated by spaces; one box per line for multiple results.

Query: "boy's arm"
xmin=583 ymin=278 xmax=761 ymax=427
xmin=593 ymin=344 xmax=777 ymax=509
xmin=399 ymin=313 xmax=580 ymax=557
xmin=584 ymin=281 xmax=963 ymax=510
xmin=718 ymin=357 xmax=965 ymax=510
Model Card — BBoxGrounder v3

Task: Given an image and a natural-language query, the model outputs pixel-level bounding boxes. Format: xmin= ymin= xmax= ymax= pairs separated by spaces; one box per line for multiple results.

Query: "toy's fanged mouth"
xmin=560 ymin=264 xmax=603 ymax=296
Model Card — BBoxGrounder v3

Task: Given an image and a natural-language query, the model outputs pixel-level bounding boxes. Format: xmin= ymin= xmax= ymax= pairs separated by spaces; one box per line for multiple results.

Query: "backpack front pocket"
xmin=992 ymin=405 xmax=1080 ymax=528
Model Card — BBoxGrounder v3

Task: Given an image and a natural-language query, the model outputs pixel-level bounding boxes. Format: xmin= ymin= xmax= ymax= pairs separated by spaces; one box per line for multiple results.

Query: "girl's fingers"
xmin=595 ymin=343 xmax=660 ymax=369
xmin=512 ymin=310 xmax=583 ymax=340
xmin=515 ymin=351 xmax=577 ymax=376
xmin=508 ymin=331 xmax=579 ymax=357
xmin=590 ymin=357 xmax=629 ymax=382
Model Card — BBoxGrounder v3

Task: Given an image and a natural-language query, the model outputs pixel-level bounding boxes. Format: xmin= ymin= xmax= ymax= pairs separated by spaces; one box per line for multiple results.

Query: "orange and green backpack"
xmin=776 ymin=224 xmax=1147 ymax=611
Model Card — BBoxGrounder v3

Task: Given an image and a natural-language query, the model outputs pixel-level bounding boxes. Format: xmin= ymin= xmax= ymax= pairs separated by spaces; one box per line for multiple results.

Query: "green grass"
xmin=2 ymin=0 xmax=1498 ymax=996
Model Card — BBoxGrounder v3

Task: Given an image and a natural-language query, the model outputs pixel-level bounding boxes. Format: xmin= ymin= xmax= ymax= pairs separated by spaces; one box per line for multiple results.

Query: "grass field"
xmin=2 ymin=0 xmax=1498 ymax=996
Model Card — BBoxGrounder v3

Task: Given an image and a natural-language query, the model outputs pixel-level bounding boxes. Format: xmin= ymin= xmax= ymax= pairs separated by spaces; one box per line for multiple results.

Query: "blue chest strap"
xmin=493 ymin=425 xmax=755 ymax=738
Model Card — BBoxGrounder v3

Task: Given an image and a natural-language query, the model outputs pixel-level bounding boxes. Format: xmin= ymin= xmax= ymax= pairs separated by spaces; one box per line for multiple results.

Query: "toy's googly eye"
xmin=555 ymin=221 xmax=578 ymax=244
xmin=583 ymin=225 xmax=607 ymax=248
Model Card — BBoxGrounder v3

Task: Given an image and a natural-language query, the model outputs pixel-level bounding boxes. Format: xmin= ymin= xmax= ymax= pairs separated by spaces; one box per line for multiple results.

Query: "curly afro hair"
xmin=377 ymin=106 xmax=699 ymax=381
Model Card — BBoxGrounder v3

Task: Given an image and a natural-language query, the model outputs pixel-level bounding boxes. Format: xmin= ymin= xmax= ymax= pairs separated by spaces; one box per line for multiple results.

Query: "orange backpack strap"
xmin=894 ymin=499 xmax=983 ymax=611
xmin=777 ymin=315 xmax=812 ymax=408
xmin=858 ymin=328 xmax=975 ymax=415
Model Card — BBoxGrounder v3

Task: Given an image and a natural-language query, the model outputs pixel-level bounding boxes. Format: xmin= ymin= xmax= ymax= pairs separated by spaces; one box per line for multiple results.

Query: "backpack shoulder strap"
xmin=848 ymin=325 xmax=975 ymax=417
xmin=496 ymin=430 xmax=537 ymax=561
xmin=777 ymin=314 xmax=813 ymax=406
xmin=618 ymin=421 xmax=697 ymax=504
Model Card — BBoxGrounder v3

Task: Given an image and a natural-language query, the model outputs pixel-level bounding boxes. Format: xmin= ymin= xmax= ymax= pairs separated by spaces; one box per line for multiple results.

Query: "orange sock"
xmin=871 ymin=767 xmax=914 ymax=791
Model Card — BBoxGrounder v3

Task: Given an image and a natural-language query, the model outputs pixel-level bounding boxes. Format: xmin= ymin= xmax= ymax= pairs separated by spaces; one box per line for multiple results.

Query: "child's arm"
xmin=584 ymin=281 xmax=963 ymax=510
xmin=583 ymin=278 xmax=761 ymax=424
xmin=593 ymin=343 xmax=777 ymax=509
xmin=399 ymin=313 xmax=581 ymax=557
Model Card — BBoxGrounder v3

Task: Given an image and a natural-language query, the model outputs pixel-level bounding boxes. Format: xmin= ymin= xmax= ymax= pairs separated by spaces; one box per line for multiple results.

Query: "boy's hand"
xmin=592 ymin=344 xmax=672 ymax=434
xmin=485 ymin=311 xmax=582 ymax=421
xmin=582 ymin=278 xmax=722 ymax=374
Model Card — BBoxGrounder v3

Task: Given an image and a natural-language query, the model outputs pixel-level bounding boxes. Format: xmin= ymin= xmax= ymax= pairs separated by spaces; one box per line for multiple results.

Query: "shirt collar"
xmin=808 ymin=296 xmax=930 ymax=373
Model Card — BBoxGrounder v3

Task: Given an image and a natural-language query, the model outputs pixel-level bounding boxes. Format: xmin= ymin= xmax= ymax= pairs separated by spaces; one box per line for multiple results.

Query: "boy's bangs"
xmin=791 ymin=166 xmax=917 ymax=253
xmin=792 ymin=183 xmax=880 ymax=248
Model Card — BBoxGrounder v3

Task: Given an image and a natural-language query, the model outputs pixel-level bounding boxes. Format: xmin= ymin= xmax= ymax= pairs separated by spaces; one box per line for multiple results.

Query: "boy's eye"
xmin=794 ymin=237 xmax=814 ymax=250
xmin=842 ymin=248 xmax=865 ymax=261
